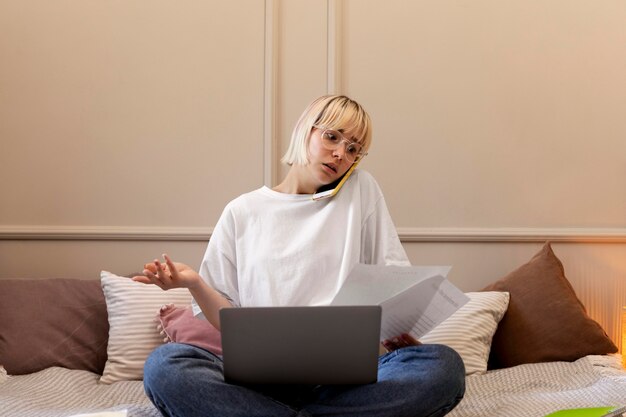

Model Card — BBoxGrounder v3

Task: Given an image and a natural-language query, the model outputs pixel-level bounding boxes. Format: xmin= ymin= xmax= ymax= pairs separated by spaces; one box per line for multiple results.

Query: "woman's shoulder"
xmin=352 ymin=168 xmax=376 ymax=184
xmin=331 ymin=168 xmax=385 ymax=211
xmin=223 ymin=187 xmax=268 ymax=210
xmin=351 ymin=169 xmax=384 ymax=196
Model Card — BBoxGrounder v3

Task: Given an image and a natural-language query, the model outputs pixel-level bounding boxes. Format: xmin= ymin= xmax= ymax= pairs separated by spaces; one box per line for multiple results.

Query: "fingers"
xmin=381 ymin=337 xmax=406 ymax=352
xmin=154 ymin=258 xmax=173 ymax=286
xmin=162 ymin=254 xmax=178 ymax=279
xmin=136 ymin=254 xmax=178 ymax=289
xmin=143 ymin=262 xmax=159 ymax=274
xmin=138 ymin=262 xmax=165 ymax=288
xmin=381 ymin=340 xmax=395 ymax=352
xmin=136 ymin=258 xmax=167 ymax=287
xmin=400 ymin=333 xmax=421 ymax=346
xmin=131 ymin=275 xmax=151 ymax=284
xmin=381 ymin=333 xmax=422 ymax=352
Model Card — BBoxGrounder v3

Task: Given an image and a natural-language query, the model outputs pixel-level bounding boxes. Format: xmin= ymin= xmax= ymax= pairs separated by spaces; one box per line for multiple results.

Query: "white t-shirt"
xmin=192 ymin=169 xmax=409 ymax=317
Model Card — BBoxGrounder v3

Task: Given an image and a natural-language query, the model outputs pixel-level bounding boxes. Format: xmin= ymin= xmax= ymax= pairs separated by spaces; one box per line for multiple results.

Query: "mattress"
xmin=0 ymin=367 xmax=158 ymax=417
xmin=0 ymin=355 xmax=624 ymax=417
xmin=449 ymin=355 xmax=626 ymax=417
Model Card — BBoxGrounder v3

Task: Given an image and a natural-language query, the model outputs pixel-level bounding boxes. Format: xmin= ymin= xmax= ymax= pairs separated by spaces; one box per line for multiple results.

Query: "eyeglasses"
xmin=314 ymin=126 xmax=367 ymax=164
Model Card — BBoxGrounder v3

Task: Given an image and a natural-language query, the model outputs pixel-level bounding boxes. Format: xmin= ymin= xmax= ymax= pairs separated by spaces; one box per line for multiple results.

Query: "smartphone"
xmin=312 ymin=161 xmax=360 ymax=201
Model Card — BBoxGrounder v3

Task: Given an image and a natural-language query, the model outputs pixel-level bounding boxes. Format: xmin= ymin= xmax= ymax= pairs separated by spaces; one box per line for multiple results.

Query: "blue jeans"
xmin=144 ymin=343 xmax=465 ymax=417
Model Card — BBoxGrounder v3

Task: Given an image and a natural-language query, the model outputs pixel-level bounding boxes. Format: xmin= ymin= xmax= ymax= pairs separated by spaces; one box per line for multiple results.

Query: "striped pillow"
xmin=419 ymin=291 xmax=509 ymax=375
xmin=99 ymin=271 xmax=192 ymax=384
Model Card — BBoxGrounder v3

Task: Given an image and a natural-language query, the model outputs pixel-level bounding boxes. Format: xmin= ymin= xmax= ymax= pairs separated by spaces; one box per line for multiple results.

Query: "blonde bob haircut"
xmin=281 ymin=95 xmax=372 ymax=166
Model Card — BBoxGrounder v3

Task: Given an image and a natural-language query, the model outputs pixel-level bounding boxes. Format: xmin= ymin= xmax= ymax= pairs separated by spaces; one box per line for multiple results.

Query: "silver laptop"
xmin=219 ymin=305 xmax=381 ymax=385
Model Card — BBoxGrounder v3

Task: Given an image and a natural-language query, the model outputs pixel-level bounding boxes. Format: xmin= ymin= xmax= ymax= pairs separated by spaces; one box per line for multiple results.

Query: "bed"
xmin=1 ymin=242 xmax=624 ymax=417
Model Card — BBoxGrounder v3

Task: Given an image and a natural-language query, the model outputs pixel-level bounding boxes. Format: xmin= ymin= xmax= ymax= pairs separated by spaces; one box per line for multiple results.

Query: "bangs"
xmin=315 ymin=97 xmax=372 ymax=151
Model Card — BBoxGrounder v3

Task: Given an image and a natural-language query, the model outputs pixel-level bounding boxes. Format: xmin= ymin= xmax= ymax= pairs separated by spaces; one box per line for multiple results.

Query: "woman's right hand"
xmin=381 ymin=333 xmax=422 ymax=353
xmin=132 ymin=253 xmax=201 ymax=290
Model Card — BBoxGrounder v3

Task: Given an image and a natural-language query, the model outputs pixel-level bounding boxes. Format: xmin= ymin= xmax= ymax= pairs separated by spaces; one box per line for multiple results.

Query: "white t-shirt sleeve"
xmin=192 ymin=204 xmax=240 ymax=319
xmin=359 ymin=176 xmax=410 ymax=267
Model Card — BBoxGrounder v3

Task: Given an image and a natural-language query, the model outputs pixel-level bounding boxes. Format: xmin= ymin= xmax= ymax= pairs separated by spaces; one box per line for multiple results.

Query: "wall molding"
xmin=1 ymin=225 xmax=625 ymax=243
xmin=0 ymin=226 xmax=214 ymax=241
xmin=263 ymin=0 xmax=279 ymax=187
xmin=397 ymin=227 xmax=626 ymax=243
xmin=326 ymin=0 xmax=342 ymax=94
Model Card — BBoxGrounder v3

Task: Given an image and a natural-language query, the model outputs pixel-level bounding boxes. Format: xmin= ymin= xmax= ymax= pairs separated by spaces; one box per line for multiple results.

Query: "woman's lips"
xmin=323 ymin=163 xmax=338 ymax=174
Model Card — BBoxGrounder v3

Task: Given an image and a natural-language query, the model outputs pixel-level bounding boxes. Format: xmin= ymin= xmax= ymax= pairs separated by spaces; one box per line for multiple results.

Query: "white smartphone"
xmin=312 ymin=161 xmax=360 ymax=201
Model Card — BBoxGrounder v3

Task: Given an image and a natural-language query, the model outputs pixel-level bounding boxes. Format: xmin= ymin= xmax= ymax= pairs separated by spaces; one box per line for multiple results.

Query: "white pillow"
xmin=419 ymin=291 xmax=509 ymax=375
xmin=100 ymin=271 xmax=191 ymax=384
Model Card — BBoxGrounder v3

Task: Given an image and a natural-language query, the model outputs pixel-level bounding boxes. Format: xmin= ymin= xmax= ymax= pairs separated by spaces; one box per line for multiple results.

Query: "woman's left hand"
xmin=381 ymin=333 xmax=422 ymax=353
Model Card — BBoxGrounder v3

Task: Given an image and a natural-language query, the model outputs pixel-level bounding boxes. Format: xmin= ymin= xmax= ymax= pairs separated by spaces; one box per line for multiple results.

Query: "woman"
xmin=134 ymin=95 xmax=465 ymax=417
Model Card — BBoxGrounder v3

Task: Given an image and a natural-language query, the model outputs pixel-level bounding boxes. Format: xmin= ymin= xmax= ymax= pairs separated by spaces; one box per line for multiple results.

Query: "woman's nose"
xmin=333 ymin=145 xmax=346 ymax=160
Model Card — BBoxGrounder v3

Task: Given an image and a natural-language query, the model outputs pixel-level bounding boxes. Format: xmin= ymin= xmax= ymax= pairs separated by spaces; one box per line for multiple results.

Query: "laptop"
xmin=219 ymin=305 xmax=381 ymax=385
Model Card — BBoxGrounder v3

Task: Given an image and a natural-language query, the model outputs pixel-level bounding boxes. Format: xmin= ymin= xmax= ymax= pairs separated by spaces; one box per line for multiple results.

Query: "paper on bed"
xmin=68 ymin=411 xmax=127 ymax=417
xmin=331 ymin=264 xmax=469 ymax=340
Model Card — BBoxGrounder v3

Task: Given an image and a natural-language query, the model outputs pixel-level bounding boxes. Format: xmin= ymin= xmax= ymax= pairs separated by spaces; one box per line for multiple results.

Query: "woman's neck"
xmin=272 ymin=166 xmax=319 ymax=194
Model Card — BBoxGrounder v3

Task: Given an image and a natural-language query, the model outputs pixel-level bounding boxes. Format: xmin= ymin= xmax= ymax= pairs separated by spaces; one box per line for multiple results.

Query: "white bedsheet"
xmin=1 ymin=355 xmax=625 ymax=417
xmin=0 ymin=367 xmax=158 ymax=417
xmin=449 ymin=355 xmax=626 ymax=417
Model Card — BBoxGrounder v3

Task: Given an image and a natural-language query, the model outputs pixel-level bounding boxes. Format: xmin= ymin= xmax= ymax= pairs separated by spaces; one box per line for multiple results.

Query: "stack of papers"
xmin=331 ymin=264 xmax=469 ymax=340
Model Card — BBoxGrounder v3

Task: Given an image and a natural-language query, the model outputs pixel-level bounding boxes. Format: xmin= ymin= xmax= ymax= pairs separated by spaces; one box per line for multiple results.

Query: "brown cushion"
xmin=0 ymin=278 xmax=109 ymax=375
xmin=482 ymin=242 xmax=617 ymax=369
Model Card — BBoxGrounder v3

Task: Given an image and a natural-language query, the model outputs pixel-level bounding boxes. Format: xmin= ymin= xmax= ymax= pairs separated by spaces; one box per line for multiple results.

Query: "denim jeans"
xmin=143 ymin=343 xmax=465 ymax=417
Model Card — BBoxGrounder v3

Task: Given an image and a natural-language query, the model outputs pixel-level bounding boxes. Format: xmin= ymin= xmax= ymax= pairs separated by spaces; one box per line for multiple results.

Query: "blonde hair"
xmin=281 ymin=95 xmax=372 ymax=166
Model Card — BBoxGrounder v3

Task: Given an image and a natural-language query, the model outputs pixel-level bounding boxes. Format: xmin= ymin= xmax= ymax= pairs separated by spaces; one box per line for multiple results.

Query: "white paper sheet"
xmin=331 ymin=264 xmax=469 ymax=340
xmin=69 ymin=411 xmax=127 ymax=417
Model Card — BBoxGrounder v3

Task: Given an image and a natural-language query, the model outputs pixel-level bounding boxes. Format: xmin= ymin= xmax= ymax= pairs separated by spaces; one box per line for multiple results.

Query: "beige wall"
xmin=0 ymin=0 xmax=266 ymax=228
xmin=1 ymin=1 xmax=625 ymax=346
xmin=345 ymin=0 xmax=626 ymax=229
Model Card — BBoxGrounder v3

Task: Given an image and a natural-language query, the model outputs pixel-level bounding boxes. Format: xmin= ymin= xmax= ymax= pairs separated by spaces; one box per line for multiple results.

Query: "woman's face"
xmin=305 ymin=128 xmax=354 ymax=187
